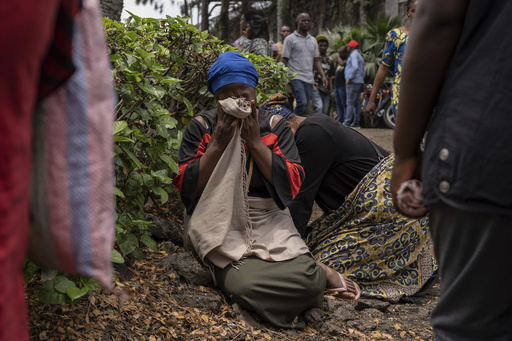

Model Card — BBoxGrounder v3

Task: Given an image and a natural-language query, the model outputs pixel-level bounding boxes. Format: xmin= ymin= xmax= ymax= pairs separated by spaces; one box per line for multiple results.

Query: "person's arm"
xmin=314 ymin=57 xmax=328 ymax=89
xmin=194 ymin=104 xmax=241 ymax=198
xmin=391 ymin=0 xmax=470 ymax=212
xmin=262 ymin=115 xmax=305 ymax=208
xmin=288 ymin=123 xmax=336 ymax=237
xmin=281 ymin=36 xmax=291 ymax=67
xmin=366 ymin=63 xmax=390 ymax=116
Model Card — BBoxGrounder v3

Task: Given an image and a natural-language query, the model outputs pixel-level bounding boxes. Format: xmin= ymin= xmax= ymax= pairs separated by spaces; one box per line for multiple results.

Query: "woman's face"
xmin=215 ymin=83 xmax=256 ymax=102
xmin=408 ymin=1 xmax=418 ymax=23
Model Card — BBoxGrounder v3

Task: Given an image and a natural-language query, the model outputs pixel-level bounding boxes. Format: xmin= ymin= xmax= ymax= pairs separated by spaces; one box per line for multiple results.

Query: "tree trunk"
xmin=183 ymin=0 xmax=189 ymax=16
xmin=201 ymin=0 xmax=209 ymax=31
xmin=99 ymin=0 xmax=124 ymax=21
xmin=276 ymin=0 xmax=283 ymax=40
xmin=359 ymin=0 xmax=368 ymax=26
xmin=316 ymin=0 xmax=326 ymax=33
xmin=218 ymin=0 xmax=230 ymax=41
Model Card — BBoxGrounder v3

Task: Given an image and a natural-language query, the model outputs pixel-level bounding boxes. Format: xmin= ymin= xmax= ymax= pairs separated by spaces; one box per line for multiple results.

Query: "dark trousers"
xmin=429 ymin=203 xmax=512 ymax=341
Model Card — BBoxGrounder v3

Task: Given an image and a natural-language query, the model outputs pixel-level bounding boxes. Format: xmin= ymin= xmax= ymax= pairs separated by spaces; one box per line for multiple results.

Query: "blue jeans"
xmin=312 ymin=89 xmax=331 ymax=115
xmin=290 ymin=79 xmax=313 ymax=116
xmin=334 ymin=86 xmax=347 ymax=123
xmin=344 ymin=82 xmax=363 ymax=126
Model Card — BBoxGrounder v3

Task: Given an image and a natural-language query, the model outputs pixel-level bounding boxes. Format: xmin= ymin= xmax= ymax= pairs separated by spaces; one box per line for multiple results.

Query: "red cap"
xmin=346 ymin=40 xmax=359 ymax=48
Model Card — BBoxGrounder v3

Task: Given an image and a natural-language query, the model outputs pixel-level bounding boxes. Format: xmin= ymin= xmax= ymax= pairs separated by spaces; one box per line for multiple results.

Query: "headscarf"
xmin=245 ymin=12 xmax=269 ymax=41
xmin=207 ymin=51 xmax=259 ymax=94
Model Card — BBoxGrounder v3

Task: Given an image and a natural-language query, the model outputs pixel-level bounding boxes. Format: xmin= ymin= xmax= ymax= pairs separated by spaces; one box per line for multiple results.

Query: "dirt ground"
xmin=358 ymin=127 xmax=395 ymax=153
xmin=27 ymin=127 xmax=441 ymax=341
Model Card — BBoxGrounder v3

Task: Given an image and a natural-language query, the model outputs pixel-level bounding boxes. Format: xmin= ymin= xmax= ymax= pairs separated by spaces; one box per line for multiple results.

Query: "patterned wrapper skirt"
xmin=306 ymin=154 xmax=437 ymax=302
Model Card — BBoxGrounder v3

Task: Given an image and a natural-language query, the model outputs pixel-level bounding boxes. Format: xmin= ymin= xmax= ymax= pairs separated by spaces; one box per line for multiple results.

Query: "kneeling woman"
xmin=173 ymin=52 xmax=359 ymax=328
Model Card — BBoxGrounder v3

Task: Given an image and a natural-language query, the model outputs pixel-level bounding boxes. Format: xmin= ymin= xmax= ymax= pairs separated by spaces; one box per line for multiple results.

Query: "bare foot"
xmin=316 ymin=261 xmax=360 ymax=301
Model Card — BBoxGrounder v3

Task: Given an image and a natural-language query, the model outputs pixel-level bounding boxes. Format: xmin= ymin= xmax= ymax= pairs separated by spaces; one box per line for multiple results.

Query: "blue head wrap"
xmin=207 ymin=51 xmax=259 ymax=94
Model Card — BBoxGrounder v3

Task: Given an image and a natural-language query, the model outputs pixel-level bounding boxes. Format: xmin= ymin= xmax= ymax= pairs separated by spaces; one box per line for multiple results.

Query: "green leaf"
xmin=126 ymin=11 xmax=142 ymax=24
xmin=161 ymin=77 xmax=182 ymax=84
xmin=23 ymin=260 xmax=39 ymax=284
xmin=113 ymin=121 xmax=128 ymax=135
xmin=152 ymin=186 xmax=169 ymax=204
xmin=141 ymin=232 xmax=157 ymax=251
xmin=160 ymin=154 xmax=179 ymax=174
xmin=111 ymin=249 xmax=125 ymax=264
xmin=67 ymin=286 xmax=89 ymax=302
xmin=135 ymin=48 xmax=150 ymax=58
xmin=113 ymin=187 xmax=125 ymax=198
xmin=38 ymin=279 xmax=68 ymax=304
xmin=81 ymin=277 xmax=101 ymax=293
xmin=54 ymin=276 xmax=76 ymax=294
xmin=118 ymin=83 xmax=137 ymax=104
xmin=41 ymin=268 xmax=58 ymax=281
xmin=110 ymin=53 xmax=122 ymax=62
xmin=121 ymin=146 xmax=143 ymax=168
xmin=114 ymin=136 xmax=135 ymax=143
xmin=132 ymin=247 xmax=144 ymax=261
xmin=131 ymin=219 xmax=155 ymax=226
xmin=117 ymin=233 xmax=139 ymax=257
xmin=139 ymin=84 xmax=166 ymax=99
xmin=182 ymin=97 xmax=194 ymax=116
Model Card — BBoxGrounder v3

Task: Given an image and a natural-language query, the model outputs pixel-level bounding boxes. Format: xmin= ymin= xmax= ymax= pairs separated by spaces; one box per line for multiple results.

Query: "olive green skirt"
xmin=215 ymin=254 xmax=326 ymax=329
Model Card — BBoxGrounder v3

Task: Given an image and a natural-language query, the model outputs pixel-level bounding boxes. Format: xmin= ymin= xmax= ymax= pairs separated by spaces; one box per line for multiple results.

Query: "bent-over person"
xmin=260 ymin=95 xmax=438 ymax=303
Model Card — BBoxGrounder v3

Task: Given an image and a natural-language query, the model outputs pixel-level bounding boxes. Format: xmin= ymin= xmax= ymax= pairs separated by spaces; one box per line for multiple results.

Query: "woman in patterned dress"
xmin=366 ymin=0 xmax=419 ymax=118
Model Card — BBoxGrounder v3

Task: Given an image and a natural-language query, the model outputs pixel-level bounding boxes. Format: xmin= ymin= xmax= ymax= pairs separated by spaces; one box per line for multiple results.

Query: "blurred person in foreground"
xmin=391 ymin=0 xmax=512 ymax=339
xmin=0 ymin=1 xmax=114 ymax=339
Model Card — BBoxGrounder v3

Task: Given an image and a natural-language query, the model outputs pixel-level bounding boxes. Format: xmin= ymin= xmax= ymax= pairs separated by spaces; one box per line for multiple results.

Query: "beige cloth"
xmin=184 ymin=97 xmax=308 ymax=269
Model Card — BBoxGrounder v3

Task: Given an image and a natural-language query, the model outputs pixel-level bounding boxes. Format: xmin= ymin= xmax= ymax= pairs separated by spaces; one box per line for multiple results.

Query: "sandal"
xmin=326 ymin=272 xmax=361 ymax=302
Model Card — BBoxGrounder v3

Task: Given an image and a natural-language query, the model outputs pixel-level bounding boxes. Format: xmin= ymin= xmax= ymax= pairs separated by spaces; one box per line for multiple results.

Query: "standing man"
xmin=343 ymin=40 xmax=365 ymax=128
xmin=391 ymin=0 xmax=512 ymax=340
xmin=275 ymin=25 xmax=290 ymax=62
xmin=312 ymin=35 xmax=335 ymax=115
xmin=334 ymin=46 xmax=348 ymax=123
xmin=282 ymin=13 xmax=327 ymax=117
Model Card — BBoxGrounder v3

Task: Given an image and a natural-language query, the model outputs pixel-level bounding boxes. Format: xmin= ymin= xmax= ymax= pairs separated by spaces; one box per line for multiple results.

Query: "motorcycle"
xmin=360 ymin=81 xmax=394 ymax=129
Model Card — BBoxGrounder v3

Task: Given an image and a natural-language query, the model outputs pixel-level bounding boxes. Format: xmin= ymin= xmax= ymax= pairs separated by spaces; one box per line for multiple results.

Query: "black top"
xmin=288 ymin=114 xmax=389 ymax=236
xmin=173 ymin=108 xmax=305 ymax=215
xmin=334 ymin=66 xmax=345 ymax=88
xmin=422 ymin=0 xmax=512 ymax=215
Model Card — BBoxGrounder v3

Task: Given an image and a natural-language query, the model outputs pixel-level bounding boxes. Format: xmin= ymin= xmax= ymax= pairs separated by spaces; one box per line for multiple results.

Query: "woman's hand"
xmin=209 ymin=102 xmax=240 ymax=150
xmin=241 ymin=100 xmax=261 ymax=148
